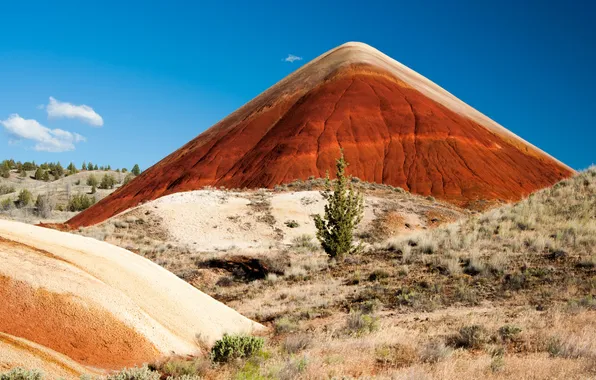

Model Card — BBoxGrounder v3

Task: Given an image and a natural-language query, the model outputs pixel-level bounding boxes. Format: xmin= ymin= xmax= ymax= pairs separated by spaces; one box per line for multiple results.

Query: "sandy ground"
xmin=0 ymin=219 xmax=263 ymax=374
xmin=102 ymin=188 xmax=464 ymax=253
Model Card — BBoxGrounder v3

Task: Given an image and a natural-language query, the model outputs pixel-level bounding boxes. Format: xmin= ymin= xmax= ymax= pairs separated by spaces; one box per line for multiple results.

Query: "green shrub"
xmin=22 ymin=162 xmax=36 ymax=171
xmin=104 ymin=366 xmax=160 ymax=380
xmin=0 ymin=368 xmax=43 ymax=380
xmin=131 ymin=164 xmax=141 ymax=176
xmin=284 ymin=220 xmax=300 ymax=228
xmin=0 ymin=161 xmax=10 ymax=178
xmin=345 ymin=311 xmax=379 ymax=336
xmin=290 ymin=234 xmax=318 ymax=251
xmin=1 ymin=198 xmax=14 ymax=211
xmin=99 ymin=174 xmax=117 ymax=189
xmin=34 ymin=167 xmax=44 ymax=180
xmin=35 ymin=194 xmax=52 ymax=218
xmin=210 ymin=334 xmax=264 ymax=363
xmin=52 ymin=162 xmax=64 ymax=178
xmin=274 ymin=317 xmax=299 ymax=334
xmin=282 ymin=333 xmax=311 ymax=354
xmin=498 ymin=325 xmax=522 ymax=342
xmin=123 ymin=173 xmax=135 ymax=185
xmin=450 ymin=325 xmax=488 ymax=349
xmin=314 ymin=152 xmax=364 ymax=259
xmin=68 ymin=193 xmax=96 ymax=211
xmin=160 ymin=358 xmax=208 ymax=379
xmin=0 ymin=185 xmax=15 ymax=195
xmin=17 ymin=189 xmax=32 ymax=208
xmin=86 ymin=174 xmax=98 ymax=187
xmin=67 ymin=162 xmax=78 ymax=174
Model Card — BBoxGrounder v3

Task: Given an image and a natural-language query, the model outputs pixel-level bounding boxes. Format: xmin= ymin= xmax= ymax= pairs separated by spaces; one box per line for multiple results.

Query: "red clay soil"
xmin=68 ymin=64 xmax=573 ymax=228
xmin=0 ymin=274 xmax=160 ymax=370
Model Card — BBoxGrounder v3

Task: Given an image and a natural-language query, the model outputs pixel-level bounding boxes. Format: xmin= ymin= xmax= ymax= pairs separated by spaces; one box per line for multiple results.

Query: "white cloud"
xmin=45 ymin=96 xmax=104 ymax=127
xmin=283 ymin=54 xmax=303 ymax=63
xmin=1 ymin=114 xmax=86 ymax=152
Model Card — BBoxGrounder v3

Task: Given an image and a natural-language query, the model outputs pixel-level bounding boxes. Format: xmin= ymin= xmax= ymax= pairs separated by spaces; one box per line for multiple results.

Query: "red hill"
xmin=68 ymin=42 xmax=573 ymax=228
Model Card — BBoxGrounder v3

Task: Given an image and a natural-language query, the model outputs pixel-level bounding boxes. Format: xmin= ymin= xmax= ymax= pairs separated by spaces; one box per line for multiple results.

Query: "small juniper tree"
xmin=131 ymin=164 xmax=141 ymax=176
xmin=314 ymin=152 xmax=364 ymax=259
xmin=34 ymin=167 xmax=44 ymax=180
xmin=86 ymin=174 xmax=98 ymax=188
xmin=99 ymin=173 xmax=116 ymax=189
xmin=67 ymin=162 xmax=78 ymax=175
xmin=17 ymin=189 xmax=33 ymax=208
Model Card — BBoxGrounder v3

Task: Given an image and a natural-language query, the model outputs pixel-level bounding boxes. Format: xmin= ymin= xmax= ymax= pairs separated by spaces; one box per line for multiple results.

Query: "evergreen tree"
xmin=34 ymin=167 xmax=45 ymax=180
xmin=81 ymin=161 xmax=87 ymax=171
xmin=123 ymin=172 xmax=135 ymax=185
xmin=87 ymin=162 xmax=94 ymax=171
xmin=17 ymin=189 xmax=33 ymax=208
xmin=0 ymin=161 xmax=10 ymax=178
xmin=94 ymin=164 xmax=99 ymax=170
xmin=86 ymin=174 xmax=98 ymax=188
xmin=313 ymin=152 xmax=364 ymax=259
xmin=99 ymin=174 xmax=116 ymax=189
xmin=131 ymin=164 xmax=141 ymax=176
xmin=67 ymin=162 xmax=78 ymax=174
xmin=53 ymin=162 xmax=64 ymax=177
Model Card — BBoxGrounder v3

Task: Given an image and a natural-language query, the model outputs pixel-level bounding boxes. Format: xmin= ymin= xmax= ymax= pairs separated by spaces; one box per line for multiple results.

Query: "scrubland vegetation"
xmin=151 ymin=167 xmax=591 ymax=379
xmin=0 ymin=158 xmax=139 ymax=222
xmin=1 ymin=166 xmax=594 ymax=379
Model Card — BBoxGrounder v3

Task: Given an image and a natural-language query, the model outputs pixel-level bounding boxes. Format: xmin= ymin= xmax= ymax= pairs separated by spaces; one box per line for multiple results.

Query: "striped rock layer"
xmin=68 ymin=42 xmax=573 ymax=228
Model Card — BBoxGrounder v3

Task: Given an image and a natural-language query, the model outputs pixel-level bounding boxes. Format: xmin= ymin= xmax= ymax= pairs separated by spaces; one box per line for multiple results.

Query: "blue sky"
xmin=0 ymin=0 xmax=594 ymax=171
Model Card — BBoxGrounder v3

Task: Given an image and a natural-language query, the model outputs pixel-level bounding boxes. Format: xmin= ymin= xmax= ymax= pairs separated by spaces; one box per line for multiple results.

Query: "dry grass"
xmin=34 ymin=168 xmax=593 ymax=379
xmin=163 ymin=168 xmax=594 ymax=379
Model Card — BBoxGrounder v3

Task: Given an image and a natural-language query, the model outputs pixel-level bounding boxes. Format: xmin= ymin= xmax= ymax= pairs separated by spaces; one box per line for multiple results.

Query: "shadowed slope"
xmin=68 ymin=42 xmax=573 ymax=228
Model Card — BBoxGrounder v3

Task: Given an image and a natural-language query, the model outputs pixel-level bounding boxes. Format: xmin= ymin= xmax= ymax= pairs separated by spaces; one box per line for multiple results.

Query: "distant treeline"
xmin=1 ymin=159 xmax=141 ymax=181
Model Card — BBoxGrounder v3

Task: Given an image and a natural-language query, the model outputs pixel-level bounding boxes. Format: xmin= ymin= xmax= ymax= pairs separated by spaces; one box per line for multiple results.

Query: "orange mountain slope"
xmin=68 ymin=42 xmax=573 ymax=228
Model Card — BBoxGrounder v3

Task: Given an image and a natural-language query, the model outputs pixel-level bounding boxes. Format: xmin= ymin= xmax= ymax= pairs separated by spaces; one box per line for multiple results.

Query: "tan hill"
xmin=0 ymin=220 xmax=263 ymax=376
xmin=67 ymin=42 xmax=573 ymax=228
xmin=0 ymin=169 xmax=129 ymax=224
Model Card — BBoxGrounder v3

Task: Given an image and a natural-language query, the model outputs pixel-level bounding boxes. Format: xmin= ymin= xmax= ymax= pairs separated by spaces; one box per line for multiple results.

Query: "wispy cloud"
xmin=1 ymin=114 xmax=86 ymax=152
xmin=283 ymin=54 xmax=303 ymax=63
xmin=45 ymin=96 xmax=104 ymax=127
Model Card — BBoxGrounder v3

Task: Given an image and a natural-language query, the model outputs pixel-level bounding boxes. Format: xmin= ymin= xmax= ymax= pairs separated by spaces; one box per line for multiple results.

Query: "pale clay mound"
xmin=0 ymin=219 xmax=264 ymax=374
xmin=104 ymin=189 xmax=463 ymax=252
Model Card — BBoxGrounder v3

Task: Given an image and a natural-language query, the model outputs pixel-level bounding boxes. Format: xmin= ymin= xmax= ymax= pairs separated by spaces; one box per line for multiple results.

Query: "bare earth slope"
xmin=0 ymin=220 xmax=263 ymax=374
xmin=68 ymin=42 xmax=573 ymax=228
